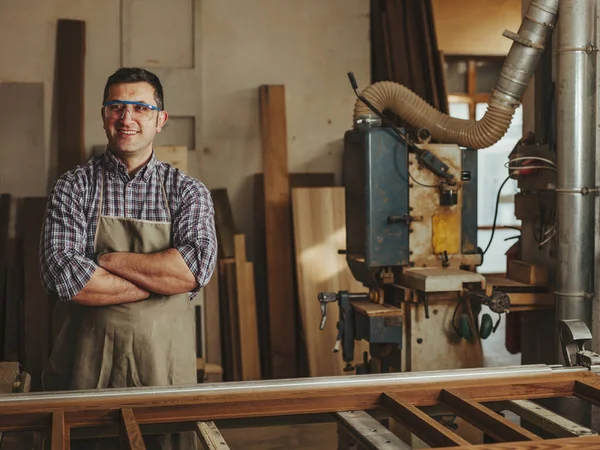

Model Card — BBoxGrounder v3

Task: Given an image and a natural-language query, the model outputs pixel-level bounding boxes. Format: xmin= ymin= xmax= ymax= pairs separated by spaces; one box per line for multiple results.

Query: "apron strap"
xmin=93 ymin=167 xmax=106 ymax=250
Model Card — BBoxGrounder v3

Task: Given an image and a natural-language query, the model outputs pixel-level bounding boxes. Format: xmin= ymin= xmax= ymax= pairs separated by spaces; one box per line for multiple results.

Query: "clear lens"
xmin=104 ymin=102 xmax=157 ymax=121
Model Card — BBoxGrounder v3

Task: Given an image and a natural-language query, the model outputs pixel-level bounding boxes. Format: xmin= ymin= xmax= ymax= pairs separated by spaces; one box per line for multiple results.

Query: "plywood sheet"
xmin=291 ymin=187 xmax=368 ymax=377
xmin=0 ymin=83 xmax=46 ymax=197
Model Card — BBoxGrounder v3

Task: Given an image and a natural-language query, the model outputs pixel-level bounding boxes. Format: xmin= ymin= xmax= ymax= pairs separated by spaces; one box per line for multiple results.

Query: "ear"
xmin=101 ymin=107 xmax=107 ymax=129
xmin=156 ymin=111 xmax=168 ymax=132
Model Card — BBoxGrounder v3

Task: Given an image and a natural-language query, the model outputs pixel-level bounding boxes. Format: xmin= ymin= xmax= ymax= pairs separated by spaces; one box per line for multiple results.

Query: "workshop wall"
xmin=0 ymin=0 xmax=369 ymax=256
xmin=0 ymin=0 xmax=520 ymax=255
xmin=432 ymin=0 xmax=522 ymax=56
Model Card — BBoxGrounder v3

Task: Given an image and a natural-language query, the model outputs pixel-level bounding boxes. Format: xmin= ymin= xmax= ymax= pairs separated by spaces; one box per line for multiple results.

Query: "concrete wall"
xmin=0 ymin=0 xmax=370 ymax=253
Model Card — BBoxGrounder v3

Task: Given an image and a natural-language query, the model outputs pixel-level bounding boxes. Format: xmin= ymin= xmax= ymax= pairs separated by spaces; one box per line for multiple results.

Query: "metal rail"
xmin=0 ymin=364 xmax=573 ymax=405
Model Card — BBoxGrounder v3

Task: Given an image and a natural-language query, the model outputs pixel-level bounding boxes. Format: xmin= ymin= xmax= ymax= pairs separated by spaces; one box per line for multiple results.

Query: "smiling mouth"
xmin=117 ymin=129 xmax=139 ymax=136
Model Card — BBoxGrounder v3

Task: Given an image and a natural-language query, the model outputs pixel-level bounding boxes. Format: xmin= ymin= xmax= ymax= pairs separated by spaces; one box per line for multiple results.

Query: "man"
xmin=40 ymin=67 xmax=216 ymax=447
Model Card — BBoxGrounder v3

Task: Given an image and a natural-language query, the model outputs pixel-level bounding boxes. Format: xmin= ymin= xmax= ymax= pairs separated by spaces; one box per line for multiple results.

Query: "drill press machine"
xmin=319 ymin=87 xmax=511 ymax=375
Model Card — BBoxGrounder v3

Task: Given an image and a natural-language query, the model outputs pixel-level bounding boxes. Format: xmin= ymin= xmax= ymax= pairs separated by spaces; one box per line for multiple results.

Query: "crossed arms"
xmin=73 ymin=249 xmax=198 ymax=306
xmin=40 ymin=171 xmax=217 ymax=307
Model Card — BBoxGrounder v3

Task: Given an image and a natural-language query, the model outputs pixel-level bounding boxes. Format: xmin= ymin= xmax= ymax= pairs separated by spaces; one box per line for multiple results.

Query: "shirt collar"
xmin=103 ymin=149 xmax=157 ymax=182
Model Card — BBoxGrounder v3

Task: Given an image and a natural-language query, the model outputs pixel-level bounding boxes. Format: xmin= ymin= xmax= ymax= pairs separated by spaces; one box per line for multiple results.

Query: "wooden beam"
xmin=335 ymin=410 xmax=411 ymax=450
xmin=259 ymin=84 xmax=297 ymax=378
xmin=195 ymin=421 xmax=230 ymax=450
xmin=51 ymin=411 xmax=69 ymax=450
xmin=574 ymin=379 xmax=600 ymax=406
xmin=380 ymin=392 xmax=469 ymax=447
xmin=440 ymin=389 xmax=541 ymax=442
xmin=56 ymin=19 xmax=86 ymax=175
xmin=120 ymin=408 xmax=146 ymax=450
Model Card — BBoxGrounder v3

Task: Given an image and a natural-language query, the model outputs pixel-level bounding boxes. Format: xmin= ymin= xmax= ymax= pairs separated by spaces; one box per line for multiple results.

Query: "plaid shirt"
xmin=40 ymin=150 xmax=217 ymax=301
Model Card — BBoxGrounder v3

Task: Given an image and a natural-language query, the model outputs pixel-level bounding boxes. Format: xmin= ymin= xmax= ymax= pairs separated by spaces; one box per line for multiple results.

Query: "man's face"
xmin=102 ymin=82 xmax=167 ymax=159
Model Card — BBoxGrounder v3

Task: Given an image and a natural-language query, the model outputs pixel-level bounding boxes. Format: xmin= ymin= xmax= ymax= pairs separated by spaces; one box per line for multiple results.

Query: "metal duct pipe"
xmin=353 ymin=0 xmax=559 ymax=149
xmin=556 ymin=0 xmax=597 ymax=349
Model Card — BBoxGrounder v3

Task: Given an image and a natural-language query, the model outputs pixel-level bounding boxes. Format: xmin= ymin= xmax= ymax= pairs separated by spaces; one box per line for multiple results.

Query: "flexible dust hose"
xmin=354 ymin=0 xmax=559 ymax=149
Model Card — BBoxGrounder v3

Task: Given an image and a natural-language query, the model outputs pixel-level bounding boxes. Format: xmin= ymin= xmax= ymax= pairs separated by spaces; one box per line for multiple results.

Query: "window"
xmin=445 ymin=56 xmax=521 ymax=274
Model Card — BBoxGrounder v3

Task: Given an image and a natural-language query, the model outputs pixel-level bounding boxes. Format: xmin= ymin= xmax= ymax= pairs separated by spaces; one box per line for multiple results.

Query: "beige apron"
xmin=43 ymin=169 xmax=198 ymax=449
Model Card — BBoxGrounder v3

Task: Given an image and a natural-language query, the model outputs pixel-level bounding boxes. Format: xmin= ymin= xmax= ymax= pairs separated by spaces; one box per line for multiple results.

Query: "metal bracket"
xmin=558 ymin=319 xmax=600 ymax=367
xmin=502 ymin=29 xmax=544 ymax=49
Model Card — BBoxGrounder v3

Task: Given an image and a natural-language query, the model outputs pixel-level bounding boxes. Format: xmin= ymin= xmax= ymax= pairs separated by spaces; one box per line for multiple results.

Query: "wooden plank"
xmin=435 ymin=435 xmax=600 ymax=449
xmin=211 ymin=189 xmax=237 ymax=259
xmin=505 ymin=399 xmax=596 ymax=438
xmin=195 ymin=421 xmax=230 ymax=450
xmin=380 ymin=392 xmax=470 ymax=447
xmin=234 ymin=234 xmax=260 ymax=381
xmin=259 ymin=84 xmax=297 ymax=379
xmin=154 ymin=145 xmax=188 ymax=172
xmin=0 ymin=371 xmax=592 ymax=431
xmin=56 ymin=19 xmax=85 ymax=175
xmin=203 ymin=263 xmax=222 ymax=370
xmin=218 ymin=259 xmax=240 ymax=381
xmin=352 ymin=300 xmax=403 ymax=317
xmin=574 ymin=379 xmax=600 ymax=406
xmin=441 ymin=389 xmax=541 ymax=442
xmin=120 ymin=408 xmax=146 ymax=450
xmin=0 ymin=194 xmax=10 ymax=263
xmin=0 ymin=362 xmax=19 ymax=394
xmin=335 ymin=410 xmax=411 ymax=449
xmin=22 ymin=198 xmax=50 ymax=391
xmin=253 ymin=172 xmax=336 ymax=379
xmin=507 ymin=260 xmax=549 ymax=286
xmin=51 ymin=411 xmax=69 ymax=450
xmin=0 ymin=195 xmax=9 ymax=357
xmin=0 ymin=267 xmax=6 ymax=361
xmin=0 ymin=84 xmax=46 ymax=198
xmin=291 ymin=187 xmax=369 ymax=377
xmin=3 ymin=263 xmax=22 ymax=362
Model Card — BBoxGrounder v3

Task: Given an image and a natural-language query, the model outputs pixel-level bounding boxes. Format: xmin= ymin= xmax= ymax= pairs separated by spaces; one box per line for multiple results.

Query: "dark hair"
xmin=103 ymin=67 xmax=165 ymax=110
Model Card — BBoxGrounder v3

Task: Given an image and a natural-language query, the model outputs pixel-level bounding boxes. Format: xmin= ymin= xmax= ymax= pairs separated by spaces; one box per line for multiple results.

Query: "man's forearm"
xmin=72 ymin=267 xmax=150 ymax=306
xmin=98 ymin=248 xmax=198 ymax=295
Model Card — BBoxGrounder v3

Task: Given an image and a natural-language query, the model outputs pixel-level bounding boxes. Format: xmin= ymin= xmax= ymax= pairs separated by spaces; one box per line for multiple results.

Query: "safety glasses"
xmin=103 ymin=100 xmax=162 ymax=121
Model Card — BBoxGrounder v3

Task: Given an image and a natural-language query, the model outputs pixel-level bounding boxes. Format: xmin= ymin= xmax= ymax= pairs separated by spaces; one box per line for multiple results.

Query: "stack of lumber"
xmin=211 ymin=189 xmax=261 ymax=381
xmin=0 ymin=194 xmax=52 ymax=392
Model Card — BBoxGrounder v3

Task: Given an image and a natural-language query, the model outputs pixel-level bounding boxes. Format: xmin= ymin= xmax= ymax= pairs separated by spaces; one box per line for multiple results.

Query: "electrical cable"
xmin=482 ymin=176 xmax=511 ymax=256
xmin=507 ymin=156 xmax=557 ymax=167
xmin=506 ymin=165 xmax=557 ymax=172
xmin=408 ymin=170 xmax=439 ymax=188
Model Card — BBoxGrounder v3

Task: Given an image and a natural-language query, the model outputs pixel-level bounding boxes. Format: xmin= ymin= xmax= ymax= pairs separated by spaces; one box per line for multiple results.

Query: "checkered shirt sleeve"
xmin=39 ymin=173 xmax=98 ymax=301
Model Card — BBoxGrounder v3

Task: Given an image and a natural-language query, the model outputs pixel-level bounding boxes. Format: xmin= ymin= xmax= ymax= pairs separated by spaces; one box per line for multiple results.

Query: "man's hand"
xmin=98 ymin=249 xmax=198 ymax=296
xmin=72 ymin=267 xmax=151 ymax=306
